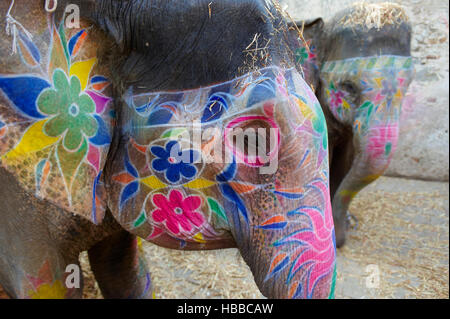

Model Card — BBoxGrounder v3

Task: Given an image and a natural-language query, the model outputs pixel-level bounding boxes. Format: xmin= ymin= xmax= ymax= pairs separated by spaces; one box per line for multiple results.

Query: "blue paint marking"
xmin=0 ymin=76 xmax=50 ymax=119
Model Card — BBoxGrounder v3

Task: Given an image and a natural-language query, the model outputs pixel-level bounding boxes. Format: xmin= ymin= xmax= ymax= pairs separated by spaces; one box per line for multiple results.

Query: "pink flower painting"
xmin=151 ymin=190 xmax=205 ymax=235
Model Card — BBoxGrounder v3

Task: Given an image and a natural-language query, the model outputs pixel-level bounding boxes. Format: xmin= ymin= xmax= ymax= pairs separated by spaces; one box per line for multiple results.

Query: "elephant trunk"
xmin=332 ymin=119 xmax=399 ymax=247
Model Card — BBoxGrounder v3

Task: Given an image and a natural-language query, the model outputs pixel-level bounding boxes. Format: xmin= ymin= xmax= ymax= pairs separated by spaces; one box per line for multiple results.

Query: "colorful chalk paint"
xmin=0 ymin=18 xmax=113 ymax=223
xmin=111 ymin=66 xmax=336 ymax=298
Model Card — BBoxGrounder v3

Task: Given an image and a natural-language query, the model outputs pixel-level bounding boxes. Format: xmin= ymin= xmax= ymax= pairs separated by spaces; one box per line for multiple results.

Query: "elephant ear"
xmin=0 ymin=14 xmax=113 ymax=224
xmin=287 ymin=18 xmax=324 ymax=42
xmin=287 ymin=17 xmax=324 ymax=62
xmin=287 ymin=18 xmax=324 ymax=90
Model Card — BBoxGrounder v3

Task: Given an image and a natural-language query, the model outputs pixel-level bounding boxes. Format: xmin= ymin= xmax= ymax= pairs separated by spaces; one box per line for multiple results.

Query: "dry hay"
xmin=237 ymin=0 xmax=283 ymax=76
xmin=0 ymin=178 xmax=445 ymax=300
xmin=3 ymin=177 xmax=448 ymax=299
xmin=142 ymin=248 xmax=263 ymax=299
xmin=338 ymin=187 xmax=449 ymax=299
xmin=78 ymin=177 xmax=448 ymax=299
xmin=339 ymin=2 xmax=409 ymax=30
xmin=237 ymin=0 xmax=308 ymax=77
xmin=81 ymin=248 xmax=263 ymax=299
xmin=80 ymin=251 xmax=103 ymax=299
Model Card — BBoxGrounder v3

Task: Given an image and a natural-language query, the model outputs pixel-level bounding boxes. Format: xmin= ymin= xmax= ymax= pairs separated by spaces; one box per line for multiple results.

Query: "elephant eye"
xmin=339 ymin=81 xmax=359 ymax=96
xmin=338 ymin=80 xmax=360 ymax=107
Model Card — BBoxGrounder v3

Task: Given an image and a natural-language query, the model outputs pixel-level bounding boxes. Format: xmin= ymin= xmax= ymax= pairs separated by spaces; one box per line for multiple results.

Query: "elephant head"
xmin=0 ymin=0 xmax=336 ymax=298
xmin=289 ymin=3 xmax=415 ymax=247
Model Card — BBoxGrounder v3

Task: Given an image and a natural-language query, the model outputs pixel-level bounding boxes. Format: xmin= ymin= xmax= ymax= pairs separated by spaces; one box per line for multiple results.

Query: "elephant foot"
xmin=333 ymin=211 xmax=356 ymax=248
xmin=346 ymin=211 xmax=359 ymax=230
xmin=335 ymin=228 xmax=347 ymax=248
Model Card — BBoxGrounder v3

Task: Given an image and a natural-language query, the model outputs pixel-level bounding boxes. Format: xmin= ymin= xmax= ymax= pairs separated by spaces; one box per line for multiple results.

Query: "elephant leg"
xmin=0 ymin=169 xmax=85 ymax=299
xmin=329 ymin=139 xmax=355 ymax=246
xmin=87 ymin=230 xmax=153 ymax=299
xmin=0 ymin=242 xmax=84 ymax=299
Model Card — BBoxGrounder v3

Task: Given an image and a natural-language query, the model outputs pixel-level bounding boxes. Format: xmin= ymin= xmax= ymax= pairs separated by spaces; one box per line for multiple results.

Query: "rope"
xmin=4 ymin=0 xmax=57 ymax=55
xmin=5 ymin=0 xmax=33 ymax=55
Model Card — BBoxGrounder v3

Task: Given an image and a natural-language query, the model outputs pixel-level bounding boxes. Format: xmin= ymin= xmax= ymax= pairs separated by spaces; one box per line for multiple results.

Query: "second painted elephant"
xmin=289 ymin=2 xmax=415 ymax=247
xmin=0 ymin=0 xmax=336 ymax=299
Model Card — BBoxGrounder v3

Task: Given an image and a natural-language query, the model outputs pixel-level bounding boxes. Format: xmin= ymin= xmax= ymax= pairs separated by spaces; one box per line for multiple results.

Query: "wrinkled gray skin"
xmin=0 ymin=0 xmax=325 ymax=299
xmin=289 ymin=10 xmax=413 ymax=247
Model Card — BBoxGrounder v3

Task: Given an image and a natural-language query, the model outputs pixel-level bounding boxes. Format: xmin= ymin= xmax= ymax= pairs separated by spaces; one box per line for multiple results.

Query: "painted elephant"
xmin=0 ymin=0 xmax=336 ymax=299
xmin=288 ymin=2 xmax=415 ymax=247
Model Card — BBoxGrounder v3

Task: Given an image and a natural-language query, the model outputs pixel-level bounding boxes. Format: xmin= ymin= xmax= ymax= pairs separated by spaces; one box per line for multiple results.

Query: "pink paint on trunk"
xmin=366 ymin=124 xmax=399 ymax=165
